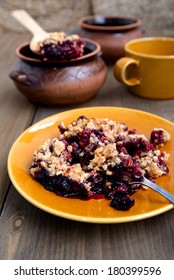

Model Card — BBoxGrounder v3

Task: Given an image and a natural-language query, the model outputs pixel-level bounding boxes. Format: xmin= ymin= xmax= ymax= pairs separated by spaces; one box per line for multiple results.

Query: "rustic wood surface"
xmin=0 ymin=32 xmax=174 ymax=260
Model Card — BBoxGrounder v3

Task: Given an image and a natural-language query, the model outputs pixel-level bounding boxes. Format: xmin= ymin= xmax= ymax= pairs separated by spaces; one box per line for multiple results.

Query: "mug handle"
xmin=113 ymin=57 xmax=140 ymax=86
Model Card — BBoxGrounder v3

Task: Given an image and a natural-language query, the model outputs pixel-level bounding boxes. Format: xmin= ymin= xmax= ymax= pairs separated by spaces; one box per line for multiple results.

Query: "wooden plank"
xmin=0 ymin=32 xmax=35 ymax=208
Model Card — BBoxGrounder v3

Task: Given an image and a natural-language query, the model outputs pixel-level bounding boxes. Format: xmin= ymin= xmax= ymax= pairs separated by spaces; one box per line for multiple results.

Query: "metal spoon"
xmin=129 ymin=177 xmax=174 ymax=204
xmin=12 ymin=9 xmax=49 ymax=53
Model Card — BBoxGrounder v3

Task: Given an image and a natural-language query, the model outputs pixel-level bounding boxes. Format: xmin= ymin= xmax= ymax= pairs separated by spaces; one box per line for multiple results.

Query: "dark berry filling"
xmin=40 ymin=39 xmax=84 ymax=60
xmin=110 ymin=196 xmax=135 ymax=211
xmin=33 ymin=169 xmax=89 ymax=198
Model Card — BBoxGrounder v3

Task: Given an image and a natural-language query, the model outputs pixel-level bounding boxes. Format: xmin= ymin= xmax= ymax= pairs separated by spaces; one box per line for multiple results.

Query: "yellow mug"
xmin=114 ymin=37 xmax=174 ymax=99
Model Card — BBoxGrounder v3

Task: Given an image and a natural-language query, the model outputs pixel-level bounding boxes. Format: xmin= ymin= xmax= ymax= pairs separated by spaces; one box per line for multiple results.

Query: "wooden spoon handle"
xmin=12 ymin=9 xmax=47 ymax=36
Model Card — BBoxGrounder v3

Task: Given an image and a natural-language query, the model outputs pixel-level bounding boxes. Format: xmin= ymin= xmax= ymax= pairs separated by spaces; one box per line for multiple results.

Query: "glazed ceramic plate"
xmin=8 ymin=107 xmax=174 ymax=223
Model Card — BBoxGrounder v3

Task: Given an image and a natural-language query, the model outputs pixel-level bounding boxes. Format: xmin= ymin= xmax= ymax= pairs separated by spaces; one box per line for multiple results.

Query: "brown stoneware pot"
xmin=78 ymin=16 xmax=144 ymax=63
xmin=9 ymin=38 xmax=107 ymax=106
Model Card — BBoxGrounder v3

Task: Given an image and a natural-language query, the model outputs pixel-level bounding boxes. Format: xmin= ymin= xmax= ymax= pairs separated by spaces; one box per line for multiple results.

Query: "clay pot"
xmin=78 ymin=16 xmax=144 ymax=63
xmin=9 ymin=39 xmax=107 ymax=106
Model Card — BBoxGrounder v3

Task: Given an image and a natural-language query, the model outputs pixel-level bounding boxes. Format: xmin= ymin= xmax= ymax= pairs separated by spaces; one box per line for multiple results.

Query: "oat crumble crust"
xmin=30 ymin=116 xmax=170 ymax=210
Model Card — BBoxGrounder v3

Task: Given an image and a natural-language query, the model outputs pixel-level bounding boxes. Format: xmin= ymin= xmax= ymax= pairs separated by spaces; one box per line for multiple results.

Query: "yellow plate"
xmin=7 ymin=107 xmax=174 ymax=223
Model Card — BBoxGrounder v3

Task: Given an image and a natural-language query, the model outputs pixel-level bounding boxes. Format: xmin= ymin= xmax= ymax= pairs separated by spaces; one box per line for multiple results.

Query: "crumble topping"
xmin=30 ymin=116 xmax=170 ymax=211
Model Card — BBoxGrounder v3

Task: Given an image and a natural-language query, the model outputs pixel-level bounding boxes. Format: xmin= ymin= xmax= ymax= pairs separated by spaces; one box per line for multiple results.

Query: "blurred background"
xmin=0 ymin=0 xmax=174 ymax=36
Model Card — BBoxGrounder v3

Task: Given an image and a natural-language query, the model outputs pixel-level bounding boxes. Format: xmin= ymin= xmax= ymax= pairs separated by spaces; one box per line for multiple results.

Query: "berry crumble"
xmin=33 ymin=31 xmax=85 ymax=60
xmin=30 ymin=116 xmax=170 ymax=211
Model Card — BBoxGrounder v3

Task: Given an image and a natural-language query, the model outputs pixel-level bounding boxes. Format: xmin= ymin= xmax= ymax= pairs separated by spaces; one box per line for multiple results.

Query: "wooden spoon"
xmin=12 ymin=9 xmax=84 ymax=62
xmin=12 ymin=9 xmax=49 ymax=53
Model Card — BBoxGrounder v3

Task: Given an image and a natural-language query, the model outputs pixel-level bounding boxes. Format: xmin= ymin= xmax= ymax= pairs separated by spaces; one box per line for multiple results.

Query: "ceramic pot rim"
xmin=79 ymin=15 xmax=142 ymax=31
xmin=15 ymin=38 xmax=101 ymax=64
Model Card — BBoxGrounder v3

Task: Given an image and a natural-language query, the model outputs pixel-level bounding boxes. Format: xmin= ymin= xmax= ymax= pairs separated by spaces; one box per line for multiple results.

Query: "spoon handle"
xmin=142 ymin=177 xmax=174 ymax=204
xmin=12 ymin=9 xmax=47 ymax=36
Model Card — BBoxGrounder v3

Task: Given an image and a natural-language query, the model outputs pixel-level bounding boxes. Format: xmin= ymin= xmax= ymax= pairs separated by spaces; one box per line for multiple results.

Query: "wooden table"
xmin=0 ymin=31 xmax=174 ymax=260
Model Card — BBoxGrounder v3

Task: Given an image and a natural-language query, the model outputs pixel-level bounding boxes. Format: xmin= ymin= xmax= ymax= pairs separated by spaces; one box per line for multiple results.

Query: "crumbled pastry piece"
xmin=30 ymin=116 xmax=170 ymax=211
xmin=150 ymin=128 xmax=171 ymax=148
